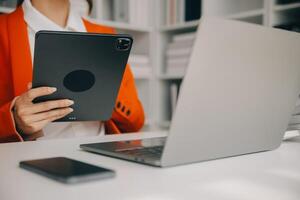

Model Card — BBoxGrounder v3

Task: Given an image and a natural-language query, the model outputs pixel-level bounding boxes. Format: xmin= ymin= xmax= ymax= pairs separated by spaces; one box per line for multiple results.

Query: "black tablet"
xmin=32 ymin=31 xmax=133 ymax=121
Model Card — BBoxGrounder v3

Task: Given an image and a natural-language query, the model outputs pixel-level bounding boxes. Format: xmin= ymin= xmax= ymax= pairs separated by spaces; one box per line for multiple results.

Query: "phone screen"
xmin=20 ymin=157 xmax=115 ymax=183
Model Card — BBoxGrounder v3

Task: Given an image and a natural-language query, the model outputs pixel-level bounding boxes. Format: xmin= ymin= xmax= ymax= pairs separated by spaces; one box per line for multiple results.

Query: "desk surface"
xmin=1 ymin=131 xmax=300 ymax=200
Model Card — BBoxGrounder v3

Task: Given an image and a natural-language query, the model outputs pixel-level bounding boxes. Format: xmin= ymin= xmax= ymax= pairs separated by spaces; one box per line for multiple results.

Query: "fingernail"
xmin=69 ymin=108 xmax=74 ymax=112
xmin=50 ymin=87 xmax=57 ymax=92
xmin=68 ymin=100 xmax=74 ymax=105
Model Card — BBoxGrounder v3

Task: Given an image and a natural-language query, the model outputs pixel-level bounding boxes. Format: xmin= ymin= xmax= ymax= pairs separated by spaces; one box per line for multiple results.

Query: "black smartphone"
xmin=19 ymin=157 xmax=115 ymax=184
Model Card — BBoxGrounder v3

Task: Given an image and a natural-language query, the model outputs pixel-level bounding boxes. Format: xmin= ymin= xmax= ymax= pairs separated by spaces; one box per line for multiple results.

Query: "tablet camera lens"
xmin=116 ymin=38 xmax=131 ymax=51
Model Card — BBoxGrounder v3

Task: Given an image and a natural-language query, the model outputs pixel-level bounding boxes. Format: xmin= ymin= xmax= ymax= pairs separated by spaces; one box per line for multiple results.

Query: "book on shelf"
xmin=170 ymin=83 xmax=178 ymax=115
xmin=292 ymin=105 xmax=300 ymax=115
xmin=173 ymin=32 xmax=196 ymax=42
xmin=166 ymin=57 xmax=189 ymax=75
xmin=129 ymin=0 xmax=136 ymax=25
xmin=168 ymin=32 xmax=195 ymax=56
xmin=287 ymin=124 xmax=300 ymax=131
xmin=274 ymin=22 xmax=300 ymax=33
xmin=288 ymin=115 xmax=300 ymax=125
xmin=165 ymin=31 xmax=195 ymax=75
xmin=170 ymin=81 xmax=182 ymax=115
xmin=167 ymin=33 xmax=196 ymax=52
xmin=166 ymin=47 xmax=193 ymax=58
xmin=91 ymin=0 xmax=113 ymax=20
xmin=167 ymin=57 xmax=189 ymax=65
xmin=177 ymin=0 xmax=185 ymax=24
xmin=296 ymin=97 xmax=300 ymax=106
xmin=276 ymin=0 xmax=300 ymax=5
xmin=287 ymin=99 xmax=300 ymax=130
xmin=166 ymin=0 xmax=178 ymax=25
xmin=165 ymin=0 xmax=201 ymax=25
xmin=95 ymin=0 xmax=150 ymax=26
xmin=165 ymin=65 xmax=187 ymax=75
xmin=113 ymin=0 xmax=129 ymax=22
xmin=167 ymin=40 xmax=194 ymax=50
xmin=185 ymin=0 xmax=201 ymax=22
xmin=128 ymin=0 xmax=150 ymax=26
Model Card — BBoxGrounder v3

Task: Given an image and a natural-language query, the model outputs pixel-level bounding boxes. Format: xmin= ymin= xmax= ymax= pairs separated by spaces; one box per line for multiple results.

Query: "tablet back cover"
xmin=32 ymin=31 xmax=132 ymax=121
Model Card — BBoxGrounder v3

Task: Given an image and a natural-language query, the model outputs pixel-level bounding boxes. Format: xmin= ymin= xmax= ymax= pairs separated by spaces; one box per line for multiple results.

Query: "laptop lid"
xmin=161 ymin=18 xmax=300 ymax=167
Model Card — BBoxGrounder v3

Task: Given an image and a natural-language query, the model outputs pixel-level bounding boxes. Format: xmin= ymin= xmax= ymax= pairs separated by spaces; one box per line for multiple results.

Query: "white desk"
xmin=1 ymin=131 xmax=300 ymax=200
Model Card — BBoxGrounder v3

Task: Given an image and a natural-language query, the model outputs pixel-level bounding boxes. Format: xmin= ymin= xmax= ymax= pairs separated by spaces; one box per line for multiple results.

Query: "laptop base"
xmin=80 ymin=137 xmax=166 ymax=167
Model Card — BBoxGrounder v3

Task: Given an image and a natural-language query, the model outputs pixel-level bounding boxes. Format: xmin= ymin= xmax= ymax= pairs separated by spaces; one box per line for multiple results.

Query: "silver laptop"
xmin=80 ymin=18 xmax=300 ymax=167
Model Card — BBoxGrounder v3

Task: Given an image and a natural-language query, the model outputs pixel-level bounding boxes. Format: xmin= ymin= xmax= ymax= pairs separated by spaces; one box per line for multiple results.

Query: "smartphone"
xmin=19 ymin=157 xmax=115 ymax=184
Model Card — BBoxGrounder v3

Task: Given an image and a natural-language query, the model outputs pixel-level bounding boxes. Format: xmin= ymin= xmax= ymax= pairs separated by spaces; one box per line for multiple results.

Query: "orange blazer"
xmin=0 ymin=7 xmax=145 ymax=143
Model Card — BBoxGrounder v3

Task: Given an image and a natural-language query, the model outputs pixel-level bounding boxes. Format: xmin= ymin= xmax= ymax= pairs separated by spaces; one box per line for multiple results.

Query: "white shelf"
xmin=87 ymin=18 xmax=153 ymax=32
xmin=159 ymin=120 xmax=171 ymax=129
xmin=160 ymin=20 xmax=199 ymax=32
xmin=133 ymin=73 xmax=152 ymax=80
xmin=144 ymin=119 xmax=153 ymax=126
xmin=159 ymin=9 xmax=265 ymax=33
xmin=226 ymin=9 xmax=264 ymax=19
xmin=0 ymin=6 xmax=14 ymax=13
xmin=131 ymin=66 xmax=152 ymax=80
xmin=134 ymin=76 xmax=151 ymax=80
xmin=158 ymin=73 xmax=185 ymax=80
xmin=274 ymin=2 xmax=300 ymax=11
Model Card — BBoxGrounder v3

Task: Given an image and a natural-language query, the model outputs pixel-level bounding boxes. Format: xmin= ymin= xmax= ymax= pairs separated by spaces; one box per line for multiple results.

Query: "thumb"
xmin=27 ymin=82 xmax=32 ymax=90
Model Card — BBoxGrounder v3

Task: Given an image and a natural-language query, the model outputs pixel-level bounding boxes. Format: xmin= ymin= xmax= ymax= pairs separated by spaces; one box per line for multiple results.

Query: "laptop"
xmin=80 ymin=18 xmax=300 ymax=167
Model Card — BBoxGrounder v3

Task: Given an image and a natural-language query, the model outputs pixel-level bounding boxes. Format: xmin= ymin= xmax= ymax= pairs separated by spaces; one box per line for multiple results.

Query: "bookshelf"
xmin=226 ymin=9 xmax=264 ymax=20
xmin=1 ymin=0 xmax=299 ymax=131
xmin=150 ymin=0 xmax=300 ymax=130
xmin=273 ymin=2 xmax=300 ymax=11
xmin=269 ymin=0 xmax=300 ymax=27
xmin=161 ymin=19 xmax=200 ymax=32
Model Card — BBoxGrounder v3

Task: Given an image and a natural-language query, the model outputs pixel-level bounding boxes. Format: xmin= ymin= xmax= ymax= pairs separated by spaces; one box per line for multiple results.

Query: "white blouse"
xmin=22 ymin=0 xmax=104 ymax=140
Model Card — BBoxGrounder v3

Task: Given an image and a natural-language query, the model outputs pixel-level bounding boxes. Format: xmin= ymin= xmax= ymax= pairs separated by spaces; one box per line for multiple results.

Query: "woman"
xmin=0 ymin=0 xmax=145 ymax=142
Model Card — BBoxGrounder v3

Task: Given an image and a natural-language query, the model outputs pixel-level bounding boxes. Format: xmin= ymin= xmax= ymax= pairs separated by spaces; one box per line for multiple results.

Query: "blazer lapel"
xmin=7 ymin=7 xmax=32 ymax=96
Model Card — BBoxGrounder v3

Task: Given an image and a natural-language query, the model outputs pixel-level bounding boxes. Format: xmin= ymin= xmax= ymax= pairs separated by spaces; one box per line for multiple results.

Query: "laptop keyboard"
xmin=117 ymin=146 xmax=164 ymax=158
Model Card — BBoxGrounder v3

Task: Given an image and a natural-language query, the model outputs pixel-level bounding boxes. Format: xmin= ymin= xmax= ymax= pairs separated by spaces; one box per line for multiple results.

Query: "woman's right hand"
xmin=13 ymin=84 xmax=74 ymax=137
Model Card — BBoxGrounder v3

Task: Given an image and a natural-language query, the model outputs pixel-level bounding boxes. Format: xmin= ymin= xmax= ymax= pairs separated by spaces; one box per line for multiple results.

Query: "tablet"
xmin=32 ymin=31 xmax=133 ymax=121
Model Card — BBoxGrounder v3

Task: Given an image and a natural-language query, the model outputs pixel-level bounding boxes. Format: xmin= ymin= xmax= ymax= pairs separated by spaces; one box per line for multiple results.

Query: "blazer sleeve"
xmin=0 ymin=100 xmax=23 ymax=142
xmin=0 ymin=15 xmax=23 ymax=142
xmin=105 ymin=64 xmax=145 ymax=134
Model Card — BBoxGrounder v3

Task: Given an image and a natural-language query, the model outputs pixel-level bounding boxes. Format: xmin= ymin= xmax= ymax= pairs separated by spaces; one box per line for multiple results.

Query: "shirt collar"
xmin=22 ymin=0 xmax=86 ymax=33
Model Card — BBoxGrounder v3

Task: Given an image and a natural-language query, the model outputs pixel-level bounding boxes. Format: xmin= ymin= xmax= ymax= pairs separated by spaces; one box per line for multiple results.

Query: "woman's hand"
xmin=13 ymin=83 xmax=74 ymax=137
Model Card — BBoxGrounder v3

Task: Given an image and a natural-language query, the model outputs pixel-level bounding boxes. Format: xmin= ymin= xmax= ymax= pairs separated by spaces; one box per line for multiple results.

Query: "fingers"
xmin=25 ymin=87 xmax=57 ymax=101
xmin=23 ymin=107 xmax=74 ymax=124
xmin=14 ymin=99 xmax=74 ymax=116
xmin=13 ymin=86 xmax=75 ymax=137
xmin=28 ymin=99 xmax=74 ymax=114
xmin=23 ymin=116 xmax=61 ymax=134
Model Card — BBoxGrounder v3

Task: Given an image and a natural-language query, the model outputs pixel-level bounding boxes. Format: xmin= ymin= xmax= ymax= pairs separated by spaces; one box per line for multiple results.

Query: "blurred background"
xmin=1 ymin=0 xmax=300 ymax=132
